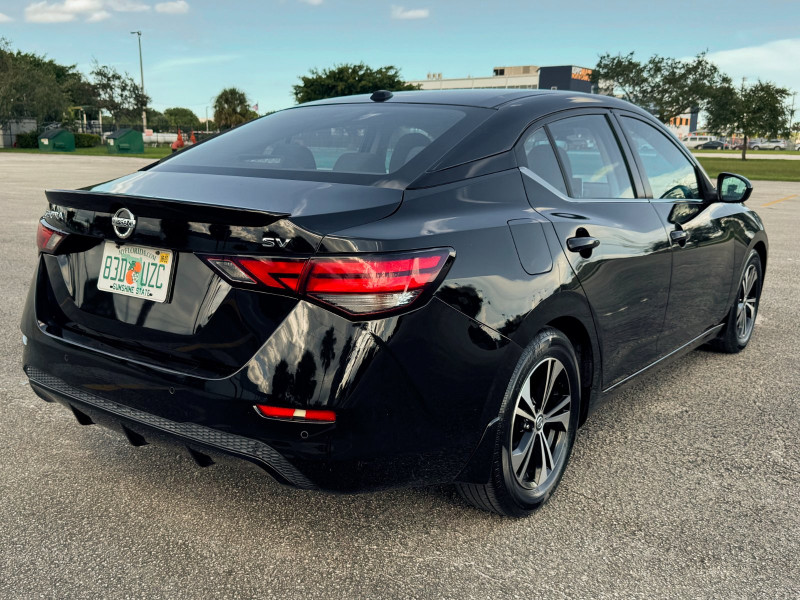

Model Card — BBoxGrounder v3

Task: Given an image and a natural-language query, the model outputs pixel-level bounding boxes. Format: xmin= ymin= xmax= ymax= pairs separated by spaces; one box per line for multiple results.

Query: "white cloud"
xmin=0 ymin=12 xmax=14 ymax=21
xmin=298 ymin=0 xmax=324 ymax=5
xmin=24 ymin=0 xmax=151 ymax=22
xmin=391 ymin=5 xmax=429 ymax=19
xmin=87 ymin=8 xmax=110 ymax=20
xmin=107 ymin=0 xmax=150 ymax=10
xmin=154 ymin=0 xmax=188 ymax=13
xmin=706 ymin=38 xmax=800 ymax=93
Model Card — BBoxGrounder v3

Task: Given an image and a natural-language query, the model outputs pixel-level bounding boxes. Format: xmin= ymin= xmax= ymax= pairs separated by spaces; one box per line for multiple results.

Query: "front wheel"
xmin=457 ymin=328 xmax=581 ymax=517
xmin=709 ymin=249 xmax=763 ymax=353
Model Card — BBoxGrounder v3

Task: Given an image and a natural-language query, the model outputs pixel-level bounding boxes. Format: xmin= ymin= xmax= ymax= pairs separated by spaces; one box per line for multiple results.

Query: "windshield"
xmin=155 ymin=103 xmax=487 ymax=183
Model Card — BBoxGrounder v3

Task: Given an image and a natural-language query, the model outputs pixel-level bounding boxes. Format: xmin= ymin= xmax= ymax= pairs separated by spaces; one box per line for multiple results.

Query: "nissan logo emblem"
xmin=111 ymin=208 xmax=136 ymax=239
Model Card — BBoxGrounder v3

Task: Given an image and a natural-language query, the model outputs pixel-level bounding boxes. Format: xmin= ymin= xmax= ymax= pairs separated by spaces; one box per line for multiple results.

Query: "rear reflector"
xmin=37 ymin=221 xmax=66 ymax=253
xmin=255 ymin=405 xmax=336 ymax=423
xmin=202 ymin=248 xmax=452 ymax=318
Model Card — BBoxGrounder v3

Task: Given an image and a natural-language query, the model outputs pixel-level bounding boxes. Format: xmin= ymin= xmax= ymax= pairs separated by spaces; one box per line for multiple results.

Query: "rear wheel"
xmin=709 ymin=250 xmax=762 ymax=353
xmin=457 ymin=328 xmax=580 ymax=517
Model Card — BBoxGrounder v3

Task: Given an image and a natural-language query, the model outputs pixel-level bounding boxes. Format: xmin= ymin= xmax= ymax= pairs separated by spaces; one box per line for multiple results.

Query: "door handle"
xmin=566 ymin=236 xmax=601 ymax=253
xmin=670 ymin=230 xmax=689 ymax=247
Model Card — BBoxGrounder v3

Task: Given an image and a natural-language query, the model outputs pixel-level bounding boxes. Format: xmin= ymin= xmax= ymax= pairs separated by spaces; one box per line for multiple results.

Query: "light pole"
xmin=131 ymin=31 xmax=147 ymax=131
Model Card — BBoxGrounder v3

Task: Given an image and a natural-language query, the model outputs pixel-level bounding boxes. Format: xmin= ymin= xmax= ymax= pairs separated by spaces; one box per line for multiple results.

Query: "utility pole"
xmin=205 ymin=106 xmax=209 ymax=133
xmin=131 ymin=31 xmax=147 ymax=132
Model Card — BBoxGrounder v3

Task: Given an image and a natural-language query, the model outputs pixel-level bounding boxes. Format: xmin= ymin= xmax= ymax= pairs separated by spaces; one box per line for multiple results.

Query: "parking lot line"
xmin=762 ymin=194 xmax=798 ymax=207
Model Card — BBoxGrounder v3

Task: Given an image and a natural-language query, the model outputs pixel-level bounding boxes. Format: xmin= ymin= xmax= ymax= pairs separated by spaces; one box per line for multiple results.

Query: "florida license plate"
xmin=97 ymin=241 xmax=174 ymax=303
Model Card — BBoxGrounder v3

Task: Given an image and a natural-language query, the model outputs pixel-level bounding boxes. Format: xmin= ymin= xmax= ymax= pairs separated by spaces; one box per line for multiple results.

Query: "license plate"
xmin=97 ymin=241 xmax=174 ymax=303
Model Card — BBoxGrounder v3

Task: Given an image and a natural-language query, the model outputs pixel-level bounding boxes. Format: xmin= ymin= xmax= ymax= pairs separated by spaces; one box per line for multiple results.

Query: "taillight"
xmin=202 ymin=248 xmax=453 ymax=318
xmin=237 ymin=257 xmax=306 ymax=292
xmin=303 ymin=252 xmax=449 ymax=315
xmin=37 ymin=221 xmax=66 ymax=253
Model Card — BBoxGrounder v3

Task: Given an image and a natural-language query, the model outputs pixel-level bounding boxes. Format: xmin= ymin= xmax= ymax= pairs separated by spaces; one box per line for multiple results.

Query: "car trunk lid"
xmin=37 ymin=172 xmax=403 ymax=378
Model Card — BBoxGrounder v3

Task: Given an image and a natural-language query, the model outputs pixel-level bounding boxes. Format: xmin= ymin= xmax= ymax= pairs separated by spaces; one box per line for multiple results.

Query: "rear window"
xmin=156 ymin=104 xmax=485 ymax=183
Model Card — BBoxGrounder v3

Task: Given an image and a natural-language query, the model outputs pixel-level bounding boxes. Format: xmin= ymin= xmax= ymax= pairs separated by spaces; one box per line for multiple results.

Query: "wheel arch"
xmin=753 ymin=239 xmax=767 ymax=276
xmin=544 ymin=315 xmax=595 ymax=427
xmin=509 ymin=290 xmax=602 ymax=419
xmin=455 ymin=290 xmax=602 ymax=485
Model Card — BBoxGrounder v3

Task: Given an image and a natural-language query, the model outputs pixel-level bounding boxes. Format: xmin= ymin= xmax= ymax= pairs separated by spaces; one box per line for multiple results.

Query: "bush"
xmin=15 ymin=131 xmax=38 ymax=148
xmin=74 ymin=133 xmax=101 ymax=148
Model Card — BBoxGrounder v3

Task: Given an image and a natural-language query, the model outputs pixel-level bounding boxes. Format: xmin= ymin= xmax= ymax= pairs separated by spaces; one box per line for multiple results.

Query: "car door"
xmin=518 ymin=111 xmax=672 ymax=389
xmin=614 ymin=112 xmax=735 ymax=353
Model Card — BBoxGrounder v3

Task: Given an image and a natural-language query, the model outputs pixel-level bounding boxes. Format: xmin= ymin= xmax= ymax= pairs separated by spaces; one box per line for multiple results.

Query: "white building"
xmin=0 ymin=118 xmax=37 ymax=148
xmin=410 ymin=65 xmax=541 ymax=91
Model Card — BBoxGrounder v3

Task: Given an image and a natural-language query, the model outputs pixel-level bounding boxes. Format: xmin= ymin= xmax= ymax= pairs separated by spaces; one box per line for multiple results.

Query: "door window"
xmin=520 ymin=128 xmax=568 ymax=195
xmin=620 ymin=117 xmax=702 ymax=200
xmin=547 ymin=115 xmax=635 ymax=199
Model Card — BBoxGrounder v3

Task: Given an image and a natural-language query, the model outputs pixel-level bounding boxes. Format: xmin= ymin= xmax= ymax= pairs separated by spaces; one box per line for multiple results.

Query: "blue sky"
xmin=1 ymin=0 xmax=799 ymax=116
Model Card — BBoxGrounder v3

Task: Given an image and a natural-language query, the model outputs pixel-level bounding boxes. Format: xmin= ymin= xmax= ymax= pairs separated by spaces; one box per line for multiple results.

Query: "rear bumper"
xmin=22 ymin=277 xmax=518 ymax=492
xmin=26 ymin=366 xmax=316 ymax=489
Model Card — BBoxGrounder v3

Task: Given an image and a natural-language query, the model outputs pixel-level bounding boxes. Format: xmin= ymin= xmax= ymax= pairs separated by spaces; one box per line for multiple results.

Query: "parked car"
xmin=681 ymin=134 xmax=715 ymax=149
xmin=697 ymin=140 xmax=730 ymax=150
xmin=23 ymin=89 xmax=768 ymax=517
xmin=750 ymin=139 xmax=786 ymax=150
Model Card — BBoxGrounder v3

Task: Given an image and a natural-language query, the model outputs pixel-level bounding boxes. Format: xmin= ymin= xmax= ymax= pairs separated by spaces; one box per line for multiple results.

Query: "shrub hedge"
xmin=15 ymin=131 xmax=38 ymax=148
xmin=74 ymin=133 xmax=101 ymax=148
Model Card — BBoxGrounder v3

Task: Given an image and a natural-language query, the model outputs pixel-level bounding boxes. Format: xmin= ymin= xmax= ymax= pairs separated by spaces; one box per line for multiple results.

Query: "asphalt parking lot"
xmin=1 ymin=154 xmax=798 ymax=599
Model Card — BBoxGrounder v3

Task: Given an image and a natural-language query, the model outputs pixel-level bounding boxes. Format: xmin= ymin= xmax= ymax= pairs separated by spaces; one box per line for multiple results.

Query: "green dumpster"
xmin=107 ymin=128 xmax=144 ymax=154
xmin=38 ymin=129 xmax=75 ymax=152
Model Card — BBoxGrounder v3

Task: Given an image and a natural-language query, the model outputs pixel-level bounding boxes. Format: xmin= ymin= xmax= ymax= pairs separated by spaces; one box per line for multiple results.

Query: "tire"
xmin=753 ymin=145 xmax=760 ymax=150
xmin=457 ymin=328 xmax=581 ymax=517
xmin=709 ymin=249 xmax=763 ymax=353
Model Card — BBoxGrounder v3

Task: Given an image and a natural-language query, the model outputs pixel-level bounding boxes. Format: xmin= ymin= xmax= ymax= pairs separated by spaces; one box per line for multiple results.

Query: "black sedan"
xmin=697 ymin=140 xmax=730 ymax=150
xmin=22 ymin=90 xmax=767 ymax=517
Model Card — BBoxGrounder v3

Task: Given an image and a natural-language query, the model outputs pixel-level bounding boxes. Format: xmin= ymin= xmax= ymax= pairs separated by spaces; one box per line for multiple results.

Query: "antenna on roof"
xmin=370 ymin=90 xmax=393 ymax=102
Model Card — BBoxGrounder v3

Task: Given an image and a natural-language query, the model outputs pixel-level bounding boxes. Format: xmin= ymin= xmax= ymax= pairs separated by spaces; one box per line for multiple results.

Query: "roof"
xmin=297 ymin=89 xmax=647 ymax=113
xmin=108 ymin=128 xmax=138 ymax=139
xmin=301 ymin=89 xmax=548 ymax=109
xmin=40 ymin=128 xmax=71 ymax=139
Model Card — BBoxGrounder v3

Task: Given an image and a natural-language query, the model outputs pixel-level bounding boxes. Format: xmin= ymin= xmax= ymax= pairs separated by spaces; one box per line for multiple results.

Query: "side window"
xmin=620 ymin=117 xmax=701 ymax=200
xmin=520 ymin=128 xmax=567 ymax=195
xmin=547 ymin=115 xmax=635 ymax=199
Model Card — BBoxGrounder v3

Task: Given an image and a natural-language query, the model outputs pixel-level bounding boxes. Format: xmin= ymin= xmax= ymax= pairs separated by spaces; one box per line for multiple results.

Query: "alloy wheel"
xmin=509 ymin=357 xmax=572 ymax=490
xmin=736 ymin=263 xmax=758 ymax=342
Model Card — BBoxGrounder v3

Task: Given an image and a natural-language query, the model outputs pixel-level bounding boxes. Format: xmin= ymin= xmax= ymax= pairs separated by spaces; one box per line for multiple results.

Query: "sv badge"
xmin=262 ymin=236 xmax=290 ymax=248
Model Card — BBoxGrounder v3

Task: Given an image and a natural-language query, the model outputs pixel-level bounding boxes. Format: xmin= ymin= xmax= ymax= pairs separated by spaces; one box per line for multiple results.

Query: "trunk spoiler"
xmin=44 ymin=189 xmax=289 ymax=227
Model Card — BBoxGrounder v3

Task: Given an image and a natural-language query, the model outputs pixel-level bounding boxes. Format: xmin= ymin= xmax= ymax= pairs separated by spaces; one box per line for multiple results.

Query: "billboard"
xmin=538 ymin=66 xmax=593 ymax=93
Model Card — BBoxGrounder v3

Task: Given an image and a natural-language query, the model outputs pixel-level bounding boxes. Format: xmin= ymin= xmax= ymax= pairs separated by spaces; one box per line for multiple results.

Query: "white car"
xmin=750 ymin=139 xmax=786 ymax=150
xmin=682 ymin=134 xmax=715 ymax=149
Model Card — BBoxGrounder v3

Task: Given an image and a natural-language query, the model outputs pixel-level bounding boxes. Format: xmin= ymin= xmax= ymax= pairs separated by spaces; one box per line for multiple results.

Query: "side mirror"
xmin=716 ymin=172 xmax=753 ymax=203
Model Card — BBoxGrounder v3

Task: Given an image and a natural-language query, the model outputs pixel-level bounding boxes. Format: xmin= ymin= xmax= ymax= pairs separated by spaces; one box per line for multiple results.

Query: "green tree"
xmin=164 ymin=107 xmax=200 ymax=129
xmin=293 ymin=63 xmax=419 ymax=104
xmin=213 ymin=87 xmax=255 ymax=130
xmin=146 ymin=108 xmax=170 ymax=132
xmin=592 ymin=52 xmax=723 ymax=122
xmin=704 ymin=78 xmax=791 ymax=159
xmin=91 ymin=60 xmax=149 ymax=127
xmin=0 ymin=38 xmax=70 ymax=127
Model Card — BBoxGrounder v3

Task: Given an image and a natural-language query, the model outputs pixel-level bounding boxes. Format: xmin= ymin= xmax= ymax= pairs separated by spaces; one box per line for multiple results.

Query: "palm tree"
xmin=213 ymin=87 xmax=253 ymax=130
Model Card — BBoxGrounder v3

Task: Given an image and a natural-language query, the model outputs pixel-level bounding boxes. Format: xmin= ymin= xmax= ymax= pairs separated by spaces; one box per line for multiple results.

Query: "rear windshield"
xmin=155 ymin=103 xmax=486 ymax=183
